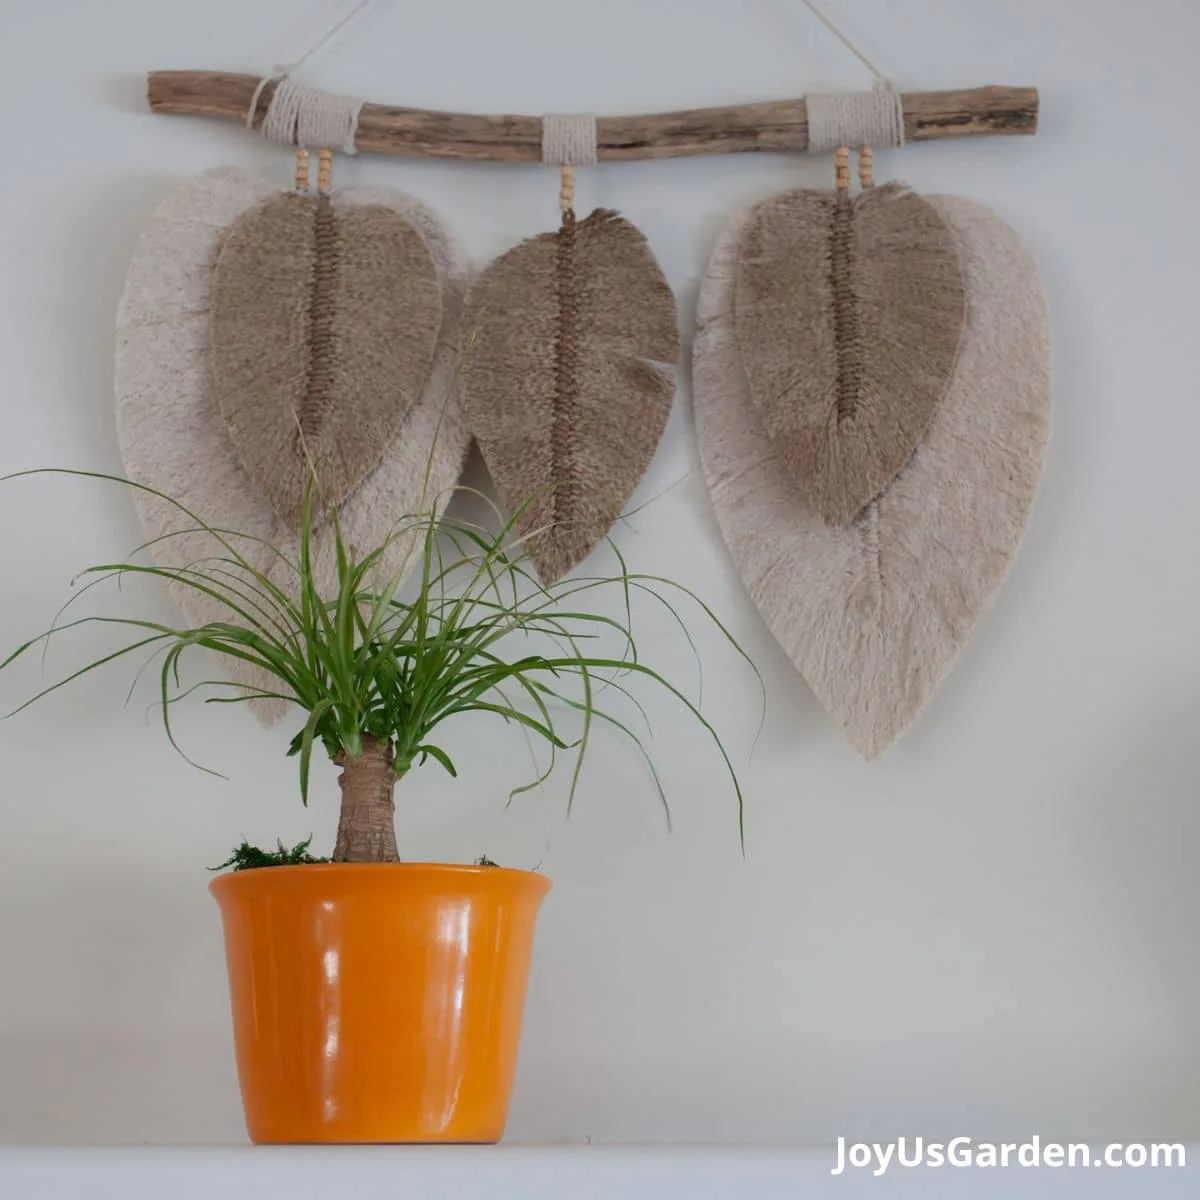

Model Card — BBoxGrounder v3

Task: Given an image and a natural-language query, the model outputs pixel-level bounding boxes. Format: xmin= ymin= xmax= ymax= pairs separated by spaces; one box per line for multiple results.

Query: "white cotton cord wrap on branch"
xmin=806 ymin=85 xmax=905 ymax=153
xmin=259 ymin=78 xmax=363 ymax=153
xmin=243 ymin=0 xmax=379 ymax=153
xmin=541 ymin=114 xmax=599 ymax=167
xmin=542 ymin=114 xmax=597 ymax=213
xmin=794 ymin=0 xmax=904 ymax=155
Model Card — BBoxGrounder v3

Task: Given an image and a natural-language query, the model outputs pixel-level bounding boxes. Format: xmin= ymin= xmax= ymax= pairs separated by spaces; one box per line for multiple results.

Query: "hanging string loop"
xmin=244 ymin=0 xmax=378 ymax=153
xmin=797 ymin=0 xmax=890 ymax=84
xmin=796 ymin=1 xmax=904 ymax=158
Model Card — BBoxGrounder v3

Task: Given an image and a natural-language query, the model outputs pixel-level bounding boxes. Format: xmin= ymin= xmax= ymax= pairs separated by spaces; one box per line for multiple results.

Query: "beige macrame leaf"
xmin=115 ymin=168 xmax=471 ymax=726
xmin=734 ymin=182 xmax=966 ymax=527
xmin=211 ymin=192 xmax=442 ymax=527
xmin=696 ymin=195 xmax=1051 ymax=757
xmin=461 ymin=209 xmax=679 ymax=584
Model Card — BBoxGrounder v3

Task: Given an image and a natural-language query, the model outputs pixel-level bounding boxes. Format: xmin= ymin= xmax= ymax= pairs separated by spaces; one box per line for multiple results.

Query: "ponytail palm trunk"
xmin=335 ymin=737 xmax=400 ymax=862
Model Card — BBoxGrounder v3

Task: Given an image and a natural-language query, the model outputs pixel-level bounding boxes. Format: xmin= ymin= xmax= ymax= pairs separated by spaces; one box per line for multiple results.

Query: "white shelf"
xmin=0 ymin=1145 xmax=1197 ymax=1198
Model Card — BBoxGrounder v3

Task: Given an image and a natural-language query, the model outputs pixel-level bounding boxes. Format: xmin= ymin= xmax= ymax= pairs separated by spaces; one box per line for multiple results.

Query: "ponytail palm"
xmin=2 ymin=470 xmax=753 ymax=862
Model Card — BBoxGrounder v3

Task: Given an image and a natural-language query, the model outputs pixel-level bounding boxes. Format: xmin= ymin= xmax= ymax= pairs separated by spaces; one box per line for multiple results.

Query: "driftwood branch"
xmin=146 ymin=72 xmax=1038 ymax=163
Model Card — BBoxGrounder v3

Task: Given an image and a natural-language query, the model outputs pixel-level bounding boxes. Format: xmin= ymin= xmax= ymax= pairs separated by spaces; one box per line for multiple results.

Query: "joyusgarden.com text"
xmin=831 ymin=1137 xmax=1185 ymax=1176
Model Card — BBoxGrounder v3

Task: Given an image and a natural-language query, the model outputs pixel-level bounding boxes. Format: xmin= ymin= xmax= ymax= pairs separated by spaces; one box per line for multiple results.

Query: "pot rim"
xmin=209 ymin=860 xmax=552 ymax=898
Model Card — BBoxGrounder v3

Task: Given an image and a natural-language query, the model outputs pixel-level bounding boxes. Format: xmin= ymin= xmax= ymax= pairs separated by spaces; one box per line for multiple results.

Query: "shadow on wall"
xmin=1065 ymin=664 xmax=1200 ymax=1134
xmin=48 ymin=174 xmax=181 ymax=464
xmin=11 ymin=172 xmax=189 ymax=560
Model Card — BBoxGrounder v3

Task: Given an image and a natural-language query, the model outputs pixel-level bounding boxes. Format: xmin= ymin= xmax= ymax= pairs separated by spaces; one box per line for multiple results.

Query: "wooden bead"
xmin=558 ymin=164 xmax=575 ymax=212
xmin=294 ymin=147 xmax=310 ymax=192
xmin=834 ymin=146 xmax=850 ymax=192
xmin=859 ymin=145 xmax=874 ymax=188
xmin=317 ymin=148 xmax=333 ymax=193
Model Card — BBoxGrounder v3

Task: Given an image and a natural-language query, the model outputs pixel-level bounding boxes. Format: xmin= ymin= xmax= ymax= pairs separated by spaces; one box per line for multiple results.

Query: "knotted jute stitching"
xmin=732 ymin=182 xmax=965 ymax=526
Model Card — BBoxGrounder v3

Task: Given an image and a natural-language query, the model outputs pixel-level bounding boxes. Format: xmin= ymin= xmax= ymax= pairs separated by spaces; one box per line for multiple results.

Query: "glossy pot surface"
xmin=210 ymin=863 xmax=550 ymax=1143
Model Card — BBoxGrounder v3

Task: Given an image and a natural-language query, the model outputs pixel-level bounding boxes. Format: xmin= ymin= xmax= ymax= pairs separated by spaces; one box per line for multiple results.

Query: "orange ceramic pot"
xmin=210 ymin=863 xmax=550 ymax=1144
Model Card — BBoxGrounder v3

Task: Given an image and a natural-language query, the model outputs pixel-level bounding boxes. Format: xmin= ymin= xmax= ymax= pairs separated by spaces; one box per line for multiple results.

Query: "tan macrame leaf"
xmin=211 ymin=192 xmax=442 ymax=527
xmin=461 ymin=209 xmax=679 ymax=584
xmin=115 ymin=168 xmax=471 ymax=726
xmin=696 ymin=195 xmax=1051 ymax=757
xmin=733 ymin=182 xmax=966 ymax=527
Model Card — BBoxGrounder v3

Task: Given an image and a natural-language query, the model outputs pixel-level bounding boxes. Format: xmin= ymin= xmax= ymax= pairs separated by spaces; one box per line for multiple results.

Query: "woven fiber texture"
xmin=260 ymin=78 xmax=363 ymax=153
xmin=461 ymin=209 xmax=679 ymax=584
xmin=541 ymin=114 xmax=598 ymax=166
xmin=806 ymin=87 xmax=905 ymax=154
xmin=696 ymin=195 xmax=1051 ymax=757
xmin=734 ymin=182 xmax=965 ymax=527
xmin=115 ymin=167 xmax=471 ymax=724
xmin=211 ymin=192 xmax=442 ymax=528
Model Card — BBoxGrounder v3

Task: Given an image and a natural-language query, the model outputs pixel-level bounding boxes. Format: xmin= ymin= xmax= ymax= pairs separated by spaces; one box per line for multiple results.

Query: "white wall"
xmin=0 ymin=0 xmax=1198 ymax=1146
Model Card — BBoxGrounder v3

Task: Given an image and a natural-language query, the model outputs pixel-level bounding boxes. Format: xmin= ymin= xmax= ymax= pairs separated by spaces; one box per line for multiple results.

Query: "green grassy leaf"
xmin=1 ymin=465 xmax=759 ymax=856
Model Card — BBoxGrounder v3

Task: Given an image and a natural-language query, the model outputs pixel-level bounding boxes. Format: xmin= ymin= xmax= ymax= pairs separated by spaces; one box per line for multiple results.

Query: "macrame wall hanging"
xmin=694 ymin=30 xmax=1052 ymax=757
xmin=130 ymin=0 xmax=1045 ymax=749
